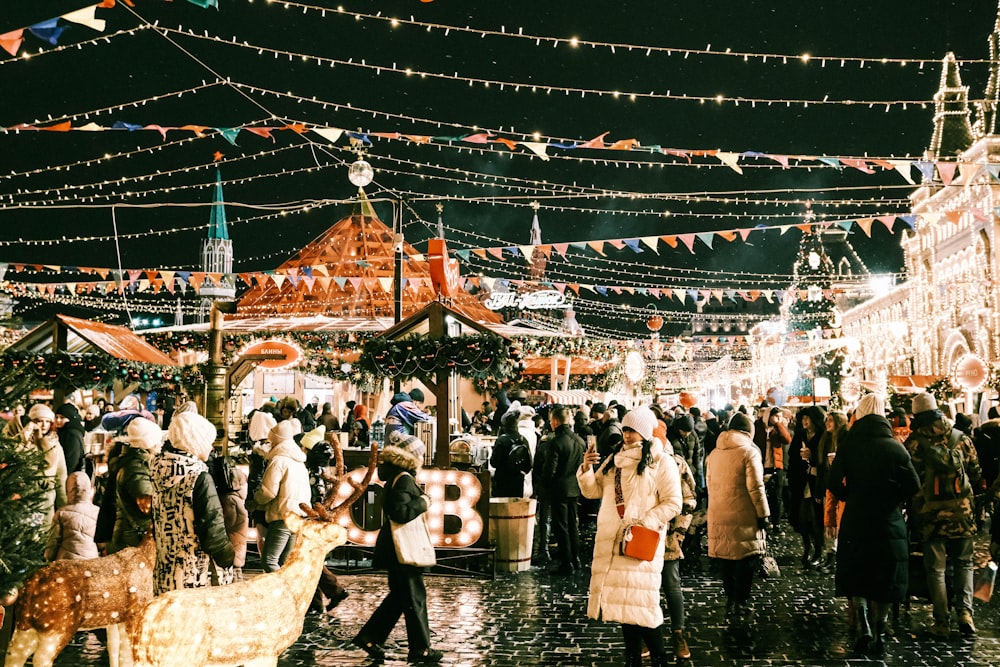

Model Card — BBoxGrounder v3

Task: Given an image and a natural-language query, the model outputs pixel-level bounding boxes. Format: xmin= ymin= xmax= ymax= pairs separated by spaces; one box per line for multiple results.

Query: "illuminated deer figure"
xmin=5 ymin=533 xmax=155 ymax=667
xmin=127 ymin=441 xmax=377 ymax=667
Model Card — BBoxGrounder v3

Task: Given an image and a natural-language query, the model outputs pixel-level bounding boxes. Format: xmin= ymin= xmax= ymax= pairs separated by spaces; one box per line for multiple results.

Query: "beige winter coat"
xmin=577 ymin=441 xmax=682 ymax=628
xmin=253 ymin=439 xmax=311 ymax=523
xmin=706 ymin=429 xmax=769 ymax=561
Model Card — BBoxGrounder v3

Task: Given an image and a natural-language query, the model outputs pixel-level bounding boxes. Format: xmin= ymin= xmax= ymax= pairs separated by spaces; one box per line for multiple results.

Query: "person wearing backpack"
xmin=905 ymin=392 xmax=982 ymax=639
xmin=490 ymin=409 xmax=533 ymax=497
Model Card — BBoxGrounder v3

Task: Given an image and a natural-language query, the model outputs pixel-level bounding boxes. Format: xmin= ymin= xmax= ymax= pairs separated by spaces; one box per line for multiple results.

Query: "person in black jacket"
xmin=54 ymin=402 xmax=86 ymax=475
xmin=352 ymin=441 xmax=443 ymax=663
xmin=491 ymin=410 xmax=533 ymax=497
xmin=541 ymin=406 xmax=586 ymax=575
xmin=830 ymin=394 xmax=919 ymax=656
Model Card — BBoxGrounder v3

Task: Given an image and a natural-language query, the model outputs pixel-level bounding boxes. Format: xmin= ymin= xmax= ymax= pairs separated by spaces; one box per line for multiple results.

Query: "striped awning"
xmin=526 ymin=390 xmax=594 ymax=407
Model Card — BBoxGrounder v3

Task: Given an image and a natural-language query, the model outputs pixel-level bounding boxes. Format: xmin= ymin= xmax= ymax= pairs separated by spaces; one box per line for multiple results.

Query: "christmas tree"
xmin=786 ymin=210 xmax=845 ymax=401
xmin=0 ymin=433 xmax=49 ymax=601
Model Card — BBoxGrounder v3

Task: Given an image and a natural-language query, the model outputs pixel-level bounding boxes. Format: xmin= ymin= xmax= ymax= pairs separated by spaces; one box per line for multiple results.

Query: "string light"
xmin=155 ymin=25 xmax=959 ymax=109
xmin=0 ymin=25 xmax=153 ymax=68
xmin=240 ymin=0 xmax=992 ymax=70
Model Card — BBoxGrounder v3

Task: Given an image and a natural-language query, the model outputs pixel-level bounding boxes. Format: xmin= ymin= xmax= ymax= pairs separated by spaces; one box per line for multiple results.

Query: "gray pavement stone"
xmin=47 ymin=530 xmax=1000 ymax=666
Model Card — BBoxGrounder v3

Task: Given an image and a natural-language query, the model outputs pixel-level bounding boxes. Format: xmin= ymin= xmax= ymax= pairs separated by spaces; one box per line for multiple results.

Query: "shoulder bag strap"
xmin=614 ymin=467 xmax=625 ymax=518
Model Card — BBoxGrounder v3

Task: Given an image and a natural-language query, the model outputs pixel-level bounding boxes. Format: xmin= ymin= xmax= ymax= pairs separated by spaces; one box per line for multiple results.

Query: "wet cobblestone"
xmin=50 ymin=529 xmax=1000 ymax=666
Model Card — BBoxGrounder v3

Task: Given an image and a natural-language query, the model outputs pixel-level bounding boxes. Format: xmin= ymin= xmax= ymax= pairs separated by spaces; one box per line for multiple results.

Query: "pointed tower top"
xmin=207 ymin=168 xmax=229 ymax=241
xmin=351 ymin=188 xmax=378 ymax=219
xmin=529 ymin=201 xmax=542 ymax=245
xmin=974 ymin=1 xmax=1000 ymax=138
xmin=927 ymin=52 xmax=974 ymax=160
xmin=436 ymin=203 xmax=445 ymax=239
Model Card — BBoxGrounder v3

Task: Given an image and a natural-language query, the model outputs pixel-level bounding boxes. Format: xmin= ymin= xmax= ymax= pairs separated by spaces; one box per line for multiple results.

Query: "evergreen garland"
xmin=0 ymin=435 xmax=49 ymax=599
xmin=356 ymin=333 xmax=522 ymax=383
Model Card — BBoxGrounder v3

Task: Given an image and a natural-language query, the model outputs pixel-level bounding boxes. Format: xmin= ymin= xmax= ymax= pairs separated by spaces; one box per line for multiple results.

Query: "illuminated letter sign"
xmin=334 ymin=468 xmax=483 ymax=548
xmin=484 ymin=289 xmax=569 ymax=311
xmin=953 ymin=353 xmax=988 ymax=391
xmin=243 ymin=339 xmax=301 ymax=369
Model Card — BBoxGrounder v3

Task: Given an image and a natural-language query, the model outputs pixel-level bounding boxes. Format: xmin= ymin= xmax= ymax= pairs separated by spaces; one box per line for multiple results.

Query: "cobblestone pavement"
xmin=51 ymin=528 xmax=1000 ymax=666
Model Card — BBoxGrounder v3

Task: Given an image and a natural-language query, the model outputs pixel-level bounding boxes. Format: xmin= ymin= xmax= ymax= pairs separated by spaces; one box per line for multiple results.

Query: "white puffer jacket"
xmin=254 ymin=439 xmax=311 ymax=523
xmin=706 ymin=429 xmax=770 ymax=560
xmin=577 ymin=441 xmax=682 ymax=628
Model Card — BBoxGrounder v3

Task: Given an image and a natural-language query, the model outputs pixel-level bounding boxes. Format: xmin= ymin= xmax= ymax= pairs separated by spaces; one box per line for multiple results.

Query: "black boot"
xmin=870 ymin=601 xmax=889 ymax=655
xmin=852 ymin=598 xmax=873 ymax=654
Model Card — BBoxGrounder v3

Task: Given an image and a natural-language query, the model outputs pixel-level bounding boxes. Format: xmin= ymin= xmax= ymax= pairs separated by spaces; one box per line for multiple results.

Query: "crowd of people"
xmin=484 ymin=391 xmax=1000 ymax=663
xmin=8 ymin=386 xmax=1000 ymax=665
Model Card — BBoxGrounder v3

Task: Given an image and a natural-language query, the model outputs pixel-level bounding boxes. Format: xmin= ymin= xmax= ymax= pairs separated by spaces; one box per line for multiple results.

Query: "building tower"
xmin=974 ymin=2 xmax=1000 ymax=138
xmin=927 ymin=52 xmax=974 ymax=161
xmin=197 ymin=168 xmax=236 ymax=322
xmin=528 ymin=202 xmax=547 ymax=283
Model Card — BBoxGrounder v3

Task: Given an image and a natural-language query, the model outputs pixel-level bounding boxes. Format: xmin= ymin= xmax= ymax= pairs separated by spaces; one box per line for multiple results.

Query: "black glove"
xmin=757 ymin=516 xmax=769 ymax=532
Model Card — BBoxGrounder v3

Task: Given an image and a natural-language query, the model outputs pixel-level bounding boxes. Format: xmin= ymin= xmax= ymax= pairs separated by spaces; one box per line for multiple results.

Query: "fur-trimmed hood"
xmin=380 ymin=444 xmax=421 ymax=472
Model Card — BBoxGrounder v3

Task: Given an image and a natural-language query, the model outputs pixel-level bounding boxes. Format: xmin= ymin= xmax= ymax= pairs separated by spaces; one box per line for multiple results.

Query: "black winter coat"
xmin=490 ymin=430 xmax=532 ymax=497
xmin=829 ymin=414 xmax=920 ymax=602
xmin=58 ymin=419 xmax=86 ymax=475
xmin=540 ymin=424 xmax=584 ymax=499
xmin=373 ymin=461 xmax=430 ymax=570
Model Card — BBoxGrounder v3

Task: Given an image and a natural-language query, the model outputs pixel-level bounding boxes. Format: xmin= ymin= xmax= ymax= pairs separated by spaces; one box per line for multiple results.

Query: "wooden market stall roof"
xmin=10 ymin=314 xmax=178 ymax=365
xmin=232 ymin=194 xmax=501 ymax=325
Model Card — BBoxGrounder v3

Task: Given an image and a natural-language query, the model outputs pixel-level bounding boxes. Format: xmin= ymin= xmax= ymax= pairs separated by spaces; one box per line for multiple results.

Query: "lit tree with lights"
xmin=786 ymin=209 xmax=844 ymax=402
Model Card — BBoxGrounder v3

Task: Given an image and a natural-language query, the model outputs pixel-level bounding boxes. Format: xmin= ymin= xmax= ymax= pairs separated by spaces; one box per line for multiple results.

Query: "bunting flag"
xmin=0 ymin=29 xmax=25 ymax=56
xmin=61 ymin=6 xmax=107 ymax=31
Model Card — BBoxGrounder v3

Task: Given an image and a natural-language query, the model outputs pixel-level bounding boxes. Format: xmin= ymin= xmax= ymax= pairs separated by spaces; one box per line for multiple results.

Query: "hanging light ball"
xmin=646 ymin=314 xmax=663 ymax=332
xmin=348 ymin=158 xmax=374 ymax=188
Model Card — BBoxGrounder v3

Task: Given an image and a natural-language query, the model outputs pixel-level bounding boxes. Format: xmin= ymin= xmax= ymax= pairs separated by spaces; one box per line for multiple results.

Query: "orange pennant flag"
xmin=587 ymin=241 xmax=606 ymax=256
xmin=854 ymin=218 xmax=875 ymax=237
xmin=41 ymin=121 xmax=72 ymax=132
xmin=578 ymin=132 xmax=609 ymax=149
xmin=660 ymin=235 xmax=678 ymax=248
xmin=608 ymin=139 xmax=638 ymax=151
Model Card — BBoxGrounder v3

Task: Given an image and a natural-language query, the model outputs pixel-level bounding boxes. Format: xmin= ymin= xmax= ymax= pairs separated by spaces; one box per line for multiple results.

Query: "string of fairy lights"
xmin=152 ymin=23 xmax=984 ymax=109
xmin=261 ymin=0 xmax=992 ymax=69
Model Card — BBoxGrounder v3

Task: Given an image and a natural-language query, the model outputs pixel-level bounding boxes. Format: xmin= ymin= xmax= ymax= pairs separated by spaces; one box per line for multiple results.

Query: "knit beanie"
xmin=299 ymin=425 xmax=327 ymax=450
xmin=391 ymin=392 xmax=411 ymax=406
xmin=168 ymin=412 xmax=217 ymax=461
xmin=621 ymin=407 xmax=657 ymax=441
xmin=268 ymin=420 xmax=297 ymax=446
xmin=673 ymin=414 xmax=695 ymax=433
xmin=728 ymin=412 xmax=754 ymax=436
xmin=248 ymin=410 xmax=277 ymax=442
xmin=127 ymin=417 xmax=165 ymax=451
xmin=388 ymin=430 xmax=426 ymax=465
xmin=854 ymin=393 xmax=885 ymax=421
xmin=28 ymin=404 xmax=55 ymax=422
xmin=408 ymin=388 xmax=425 ymax=403
xmin=911 ymin=392 xmax=938 ymax=415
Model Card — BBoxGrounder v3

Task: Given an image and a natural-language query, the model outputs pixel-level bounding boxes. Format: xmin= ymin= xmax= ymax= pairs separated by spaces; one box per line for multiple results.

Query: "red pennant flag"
xmin=245 ymin=127 xmax=276 ymax=141
xmin=578 ymin=132 xmax=609 ymax=149
xmin=552 ymin=243 xmax=569 ymax=258
xmin=463 ymin=133 xmax=491 ymax=144
xmin=41 ymin=121 xmax=72 ymax=132
xmin=487 ymin=248 xmax=504 ymax=260
xmin=937 ymin=162 xmax=958 ymax=186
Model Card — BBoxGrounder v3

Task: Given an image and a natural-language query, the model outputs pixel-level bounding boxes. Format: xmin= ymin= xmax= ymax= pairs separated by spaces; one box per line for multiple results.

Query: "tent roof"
xmin=233 ymin=195 xmax=501 ymax=325
xmin=10 ymin=314 xmax=178 ymax=366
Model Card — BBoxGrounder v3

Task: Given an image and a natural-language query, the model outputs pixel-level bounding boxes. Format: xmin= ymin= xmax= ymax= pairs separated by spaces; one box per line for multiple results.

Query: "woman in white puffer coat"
xmin=706 ymin=411 xmax=770 ymax=621
xmin=578 ymin=406 xmax=682 ymax=667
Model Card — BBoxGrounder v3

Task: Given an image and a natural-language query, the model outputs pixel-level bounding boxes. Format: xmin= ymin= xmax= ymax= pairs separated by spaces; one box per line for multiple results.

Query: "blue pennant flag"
xmin=28 ymin=19 xmax=67 ymax=46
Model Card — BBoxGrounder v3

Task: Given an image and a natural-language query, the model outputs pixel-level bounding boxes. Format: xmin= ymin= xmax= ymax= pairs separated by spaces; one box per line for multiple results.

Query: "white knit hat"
xmin=268 ymin=420 xmax=297 ymax=446
xmin=127 ymin=417 xmax=165 ymax=452
xmin=621 ymin=407 xmax=657 ymax=441
xmin=854 ymin=393 xmax=885 ymax=421
xmin=167 ymin=412 xmax=217 ymax=461
xmin=28 ymin=404 xmax=55 ymax=422
xmin=912 ymin=392 xmax=938 ymax=415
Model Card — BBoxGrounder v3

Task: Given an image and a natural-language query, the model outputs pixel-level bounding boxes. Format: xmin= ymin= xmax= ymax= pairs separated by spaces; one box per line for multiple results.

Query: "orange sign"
xmin=243 ymin=339 xmax=300 ymax=370
xmin=427 ymin=238 xmax=460 ymax=297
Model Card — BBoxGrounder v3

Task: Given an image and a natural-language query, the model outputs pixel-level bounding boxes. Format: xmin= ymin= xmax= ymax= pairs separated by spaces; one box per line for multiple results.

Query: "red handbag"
xmin=615 ymin=468 xmax=660 ymax=561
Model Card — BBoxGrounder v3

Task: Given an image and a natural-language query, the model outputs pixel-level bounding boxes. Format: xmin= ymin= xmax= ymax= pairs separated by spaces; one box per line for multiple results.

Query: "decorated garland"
xmin=356 ymin=333 xmax=522 ymax=384
xmin=141 ymin=330 xmax=377 ymax=367
xmin=0 ymin=351 xmax=199 ymax=403
xmin=925 ymin=376 xmax=960 ymax=404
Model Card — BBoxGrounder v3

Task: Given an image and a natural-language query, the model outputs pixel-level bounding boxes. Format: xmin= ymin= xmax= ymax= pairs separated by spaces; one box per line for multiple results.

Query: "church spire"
xmin=974 ymin=2 xmax=1000 ymax=138
xmin=927 ymin=52 xmax=974 ymax=160
xmin=198 ymin=167 xmax=235 ymax=320
xmin=528 ymin=201 xmax=546 ymax=282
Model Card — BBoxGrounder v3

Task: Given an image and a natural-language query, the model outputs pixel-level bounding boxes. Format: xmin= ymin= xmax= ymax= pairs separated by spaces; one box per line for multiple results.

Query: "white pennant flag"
xmin=62 ymin=6 xmax=106 ymax=32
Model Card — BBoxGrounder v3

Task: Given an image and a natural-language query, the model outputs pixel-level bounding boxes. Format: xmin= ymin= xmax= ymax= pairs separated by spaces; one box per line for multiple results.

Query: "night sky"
xmin=1 ymin=0 xmax=997 ymax=336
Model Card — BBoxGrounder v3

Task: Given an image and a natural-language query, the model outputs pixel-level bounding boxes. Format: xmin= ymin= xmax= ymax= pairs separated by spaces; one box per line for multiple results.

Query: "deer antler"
xmin=327 ymin=440 xmax=378 ymax=518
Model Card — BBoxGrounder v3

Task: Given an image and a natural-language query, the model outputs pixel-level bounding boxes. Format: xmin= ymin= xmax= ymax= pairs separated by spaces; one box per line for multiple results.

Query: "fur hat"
xmin=912 ymin=392 xmax=938 ymax=415
xmin=390 ymin=392 xmax=412 ymax=406
xmin=408 ymin=388 xmax=425 ymax=403
xmin=127 ymin=417 xmax=165 ymax=451
xmin=28 ymin=403 xmax=55 ymax=421
xmin=268 ymin=420 xmax=297 ymax=446
xmin=854 ymin=393 xmax=885 ymax=421
xmin=728 ymin=412 xmax=754 ymax=436
xmin=299 ymin=425 xmax=327 ymax=450
xmin=248 ymin=410 xmax=277 ymax=442
xmin=621 ymin=407 xmax=657 ymax=441
xmin=84 ymin=404 xmax=101 ymax=420
xmin=167 ymin=412 xmax=217 ymax=461
xmin=387 ymin=430 xmax=426 ymax=464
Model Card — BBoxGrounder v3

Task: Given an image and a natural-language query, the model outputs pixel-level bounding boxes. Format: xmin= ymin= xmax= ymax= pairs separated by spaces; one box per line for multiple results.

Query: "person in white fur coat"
xmin=577 ymin=406 xmax=682 ymax=667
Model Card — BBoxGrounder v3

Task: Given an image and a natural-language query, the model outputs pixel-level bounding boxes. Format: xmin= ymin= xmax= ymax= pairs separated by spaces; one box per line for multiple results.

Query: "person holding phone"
xmin=578 ymin=406 xmax=682 ymax=667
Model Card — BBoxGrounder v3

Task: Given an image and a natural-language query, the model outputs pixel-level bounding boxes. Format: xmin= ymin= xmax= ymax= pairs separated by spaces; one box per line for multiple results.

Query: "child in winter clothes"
xmin=45 ymin=471 xmax=100 ymax=561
